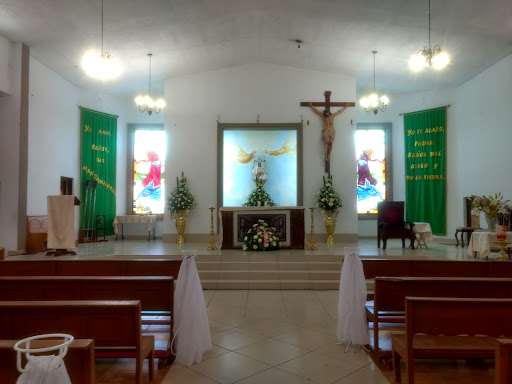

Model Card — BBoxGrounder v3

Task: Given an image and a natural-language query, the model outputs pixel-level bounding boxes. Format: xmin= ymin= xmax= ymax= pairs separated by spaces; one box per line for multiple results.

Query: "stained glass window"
xmin=356 ymin=125 xmax=390 ymax=215
xmin=132 ymin=129 xmax=166 ymax=215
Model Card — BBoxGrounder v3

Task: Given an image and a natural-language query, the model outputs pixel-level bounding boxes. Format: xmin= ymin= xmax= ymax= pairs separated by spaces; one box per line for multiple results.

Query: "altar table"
xmin=412 ymin=222 xmax=433 ymax=248
xmin=113 ymin=215 xmax=156 ymax=241
xmin=468 ymin=231 xmax=512 ymax=259
xmin=219 ymin=207 xmax=305 ymax=249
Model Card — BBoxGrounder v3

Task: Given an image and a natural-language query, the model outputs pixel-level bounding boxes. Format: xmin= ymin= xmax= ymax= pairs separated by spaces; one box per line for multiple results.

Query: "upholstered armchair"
xmin=377 ymin=201 xmax=416 ymax=250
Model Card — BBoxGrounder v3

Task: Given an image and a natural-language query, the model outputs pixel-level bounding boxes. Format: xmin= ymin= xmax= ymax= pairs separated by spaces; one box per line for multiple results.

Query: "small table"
xmin=113 ymin=215 xmax=156 ymax=241
xmin=413 ymin=222 xmax=433 ymax=248
xmin=468 ymin=231 xmax=512 ymax=259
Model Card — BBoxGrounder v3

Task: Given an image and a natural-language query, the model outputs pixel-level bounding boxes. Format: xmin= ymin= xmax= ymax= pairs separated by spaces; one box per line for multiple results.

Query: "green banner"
xmin=80 ymin=108 xmax=117 ymax=235
xmin=404 ymin=106 xmax=446 ymax=235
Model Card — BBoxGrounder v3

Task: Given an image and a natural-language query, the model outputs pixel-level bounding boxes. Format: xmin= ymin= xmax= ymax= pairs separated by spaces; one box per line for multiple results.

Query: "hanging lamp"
xmin=360 ymin=51 xmax=389 ymax=115
xmin=135 ymin=54 xmax=166 ymax=115
xmin=81 ymin=0 xmax=121 ymax=80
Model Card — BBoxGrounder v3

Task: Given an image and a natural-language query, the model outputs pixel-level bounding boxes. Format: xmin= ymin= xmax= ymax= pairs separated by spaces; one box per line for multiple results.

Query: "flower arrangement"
xmin=242 ymin=182 xmax=277 ymax=207
xmin=470 ymin=193 xmax=509 ymax=218
xmin=242 ymin=219 xmax=280 ymax=251
xmin=167 ymin=171 xmax=195 ymax=211
xmin=317 ymin=173 xmax=343 ymax=210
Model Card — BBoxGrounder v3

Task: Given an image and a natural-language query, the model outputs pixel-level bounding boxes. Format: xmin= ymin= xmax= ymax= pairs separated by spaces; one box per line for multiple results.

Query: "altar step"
xmin=195 ymin=258 xmax=376 ymax=291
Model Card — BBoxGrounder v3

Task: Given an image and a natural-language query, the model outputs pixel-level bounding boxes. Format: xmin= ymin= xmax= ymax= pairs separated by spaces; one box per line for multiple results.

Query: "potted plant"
xmin=167 ymin=172 xmax=195 ymax=244
xmin=317 ymin=173 xmax=343 ymax=244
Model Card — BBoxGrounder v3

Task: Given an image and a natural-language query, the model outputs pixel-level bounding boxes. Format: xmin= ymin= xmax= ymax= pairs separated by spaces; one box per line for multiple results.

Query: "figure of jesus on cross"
xmin=301 ymin=91 xmax=355 ymax=172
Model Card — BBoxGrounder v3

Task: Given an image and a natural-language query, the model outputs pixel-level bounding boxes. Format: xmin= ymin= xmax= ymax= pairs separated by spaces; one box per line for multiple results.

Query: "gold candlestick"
xmin=307 ymin=207 xmax=318 ymax=250
xmin=207 ymin=207 xmax=217 ymax=250
xmin=495 ymin=238 xmax=510 ymax=261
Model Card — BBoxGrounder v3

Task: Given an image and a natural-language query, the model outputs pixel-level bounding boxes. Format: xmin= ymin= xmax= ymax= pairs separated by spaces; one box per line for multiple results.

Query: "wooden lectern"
xmin=46 ymin=195 xmax=81 ymax=256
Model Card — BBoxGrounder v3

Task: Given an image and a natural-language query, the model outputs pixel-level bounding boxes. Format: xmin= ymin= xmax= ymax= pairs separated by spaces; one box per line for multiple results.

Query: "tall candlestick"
xmin=307 ymin=207 xmax=318 ymax=250
xmin=207 ymin=207 xmax=217 ymax=250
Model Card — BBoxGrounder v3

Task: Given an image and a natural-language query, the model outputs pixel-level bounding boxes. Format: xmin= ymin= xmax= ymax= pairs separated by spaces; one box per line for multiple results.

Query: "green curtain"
xmin=404 ymin=106 xmax=446 ymax=235
xmin=80 ymin=108 xmax=117 ymax=235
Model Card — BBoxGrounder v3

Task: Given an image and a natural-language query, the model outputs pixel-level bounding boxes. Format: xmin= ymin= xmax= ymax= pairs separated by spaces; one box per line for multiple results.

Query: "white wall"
xmin=0 ymin=42 xmax=22 ymax=251
xmin=165 ymin=63 xmax=357 ymax=237
xmin=27 ymin=57 xmax=165 ymax=238
xmin=455 ymin=54 xmax=512 ymax=200
xmin=0 ymin=35 xmax=10 ymax=95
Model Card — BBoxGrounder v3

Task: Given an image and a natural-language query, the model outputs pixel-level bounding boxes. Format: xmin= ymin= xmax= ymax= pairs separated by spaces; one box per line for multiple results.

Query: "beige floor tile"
xmin=236 ymin=367 xmax=316 ymax=384
xmin=189 ymin=351 xmax=271 ymax=384
xmin=276 ymin=328 xmax=337 ymax=350
xmin=160 ymin=365 xmax=220 ymax=384
xmin=235 ymin=338 xmax=309 ymax=365
xmin=333 ymin=367 xmax=390 ymax=384
xmin=316 ymin=343 xmax=373 ymax=366
xmin=277 ymin=350 xmax=361 ymax=384
xmin=211 ymin=328 xmax=266 ymax=350
xmin=239 ymin=319 xmax=299 ymax=337
xmin=202 ymin=344 xmax=231 ymax=360
xmin=209 ymin=319 xmax=234 ymax=334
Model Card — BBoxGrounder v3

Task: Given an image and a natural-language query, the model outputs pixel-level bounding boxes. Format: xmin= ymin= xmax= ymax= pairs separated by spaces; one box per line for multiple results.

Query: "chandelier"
xmin=135 ymin=54 xmax=166 ymax=115
xmin=81 ymin=0 xmax=121 ymax=80
xmin=360 ymin=51 xmax=389 ymax=115
xmin=410 ymin=0 xmax=449 ymax=71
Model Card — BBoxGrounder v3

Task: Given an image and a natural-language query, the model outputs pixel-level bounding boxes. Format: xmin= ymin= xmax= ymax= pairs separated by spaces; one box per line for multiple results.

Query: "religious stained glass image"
xmin=356 ymin=129 xmax=386 ymax=214
xmin=132 ymin=130 xmax=166 ymax=214
xmin=223 ymin=130 xmax=297 ymax=206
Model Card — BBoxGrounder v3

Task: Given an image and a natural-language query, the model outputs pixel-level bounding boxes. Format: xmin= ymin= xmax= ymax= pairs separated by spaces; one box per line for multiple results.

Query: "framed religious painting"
xmin=356 ymin=123 xmax=393 ymax=218
xmin=126 ymin=124 xmax=166 ymax=216
xmin=217 ymin=123 xmax=303 ymax=208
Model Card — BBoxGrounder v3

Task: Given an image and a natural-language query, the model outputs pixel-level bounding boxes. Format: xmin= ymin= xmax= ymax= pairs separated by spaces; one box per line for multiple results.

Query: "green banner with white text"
xmin=404 ymin=106 xmax=446 ymax=235
xmin=80 ymin=108 xmax=117 ymax=235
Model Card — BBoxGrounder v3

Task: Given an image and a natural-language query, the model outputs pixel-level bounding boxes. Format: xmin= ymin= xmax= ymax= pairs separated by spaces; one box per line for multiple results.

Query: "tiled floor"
xmin=95 ymin=289 xmax=496 ymax=384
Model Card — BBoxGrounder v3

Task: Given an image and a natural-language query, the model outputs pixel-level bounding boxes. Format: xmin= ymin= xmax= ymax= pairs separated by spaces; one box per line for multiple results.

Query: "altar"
xmin=219 ymin=206 xmax=305 ymax=249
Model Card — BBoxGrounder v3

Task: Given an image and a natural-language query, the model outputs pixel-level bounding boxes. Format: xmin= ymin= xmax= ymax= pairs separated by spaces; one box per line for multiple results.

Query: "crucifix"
xmin=301 ymin=91 xmax=355 ymax=172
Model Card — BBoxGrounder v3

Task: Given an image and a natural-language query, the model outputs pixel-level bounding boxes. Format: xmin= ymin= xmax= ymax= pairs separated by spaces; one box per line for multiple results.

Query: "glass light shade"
xmin=369 ymin=93 xmax=378 ymax=108
xmin=155 ymin=99 xmax=166 ymax=108
xmin=410 ymin=52 xmax=426 ymax=71
xmin=135 ymin=96 xmax=144 ymax=105
xmin=380 ymin=95 xmax=389 ymax=105
xmin=360 ymin=98 xmax=370 ymax=109
xmin=82 ymin=51 xmax=121 ymax=80
xmin=433 ymin=51 xmax=449 ymax=69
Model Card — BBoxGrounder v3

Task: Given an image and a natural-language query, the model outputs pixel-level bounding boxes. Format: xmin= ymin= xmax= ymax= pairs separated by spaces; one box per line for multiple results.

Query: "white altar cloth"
xmin=113 ymin=215 xmax=156 ymax=240
xmin=413 ymin=222 xmax=433 ymax=247
xmin=468 ymin=231 xmax=512 ymax=259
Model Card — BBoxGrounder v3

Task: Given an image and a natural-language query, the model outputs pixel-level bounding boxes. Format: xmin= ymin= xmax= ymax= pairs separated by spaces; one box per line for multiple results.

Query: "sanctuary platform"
xmin=5 ymin=237 xmax=510 ymax=290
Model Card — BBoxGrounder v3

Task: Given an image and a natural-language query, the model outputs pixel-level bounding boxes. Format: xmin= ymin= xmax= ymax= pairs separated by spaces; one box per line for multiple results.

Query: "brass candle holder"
xmin=495 ymin=238 xmax=510 ymax=261
xmin=207 ymin=207 xmax=217 ymax=250
xmin=307 ymin=207 xmax=318 ymax=250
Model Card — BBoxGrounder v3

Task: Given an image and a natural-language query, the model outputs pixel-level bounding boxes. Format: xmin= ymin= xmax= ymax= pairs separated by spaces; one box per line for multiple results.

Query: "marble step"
xmin=199 ymin=270 xmax=341 ymax=280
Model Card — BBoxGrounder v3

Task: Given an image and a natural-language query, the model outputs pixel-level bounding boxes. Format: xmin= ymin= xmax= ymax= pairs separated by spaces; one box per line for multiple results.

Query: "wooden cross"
xmin=301 ymin=91 xmax=355 ymax=172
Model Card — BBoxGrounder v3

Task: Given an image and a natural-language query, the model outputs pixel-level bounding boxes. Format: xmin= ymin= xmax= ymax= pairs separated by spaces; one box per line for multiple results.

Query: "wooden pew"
xmin=496 ymin=339 xmax=512 ymax=384
xmin=3 ymin=258 xmax=512 ymax=279
xmin=0 ymin=300 xmax=154 ymax=384
xmin=0 ymin=339 xmax=95 ymax=384
xmin=25 ymin=215 xmax=48 ymax=253
xmin=391 ymin=297 xmax=512 ymax=384
xmin=0 ymin=276 xmax=174 ymax=365
xmin=0 ymin=259 xmax=181 ymax=278
xmin=367 ymin=277 xmax=512 ymax=356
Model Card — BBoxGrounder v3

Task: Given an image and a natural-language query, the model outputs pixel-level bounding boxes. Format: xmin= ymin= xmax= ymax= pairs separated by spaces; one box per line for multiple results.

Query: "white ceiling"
xmin=0 ymin=0 xmax=511 ymax=98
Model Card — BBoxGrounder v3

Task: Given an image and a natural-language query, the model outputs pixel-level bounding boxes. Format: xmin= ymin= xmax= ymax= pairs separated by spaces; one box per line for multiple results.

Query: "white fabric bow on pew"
xmin=172 ymin=250 xmax=212 ymax=366
xmin=337 ymin=247 xmax=370 ymax=351
xmin=17 ymin=355 xmax=71 ymax=384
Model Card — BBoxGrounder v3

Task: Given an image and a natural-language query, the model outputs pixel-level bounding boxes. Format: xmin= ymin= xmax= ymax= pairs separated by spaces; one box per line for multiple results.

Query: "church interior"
xmin=1 ymin=0 xmax=512 ymax=383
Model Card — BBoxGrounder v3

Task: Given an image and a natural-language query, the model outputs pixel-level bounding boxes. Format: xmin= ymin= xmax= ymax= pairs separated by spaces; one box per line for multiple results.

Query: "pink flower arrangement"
xmin=242 ymin=219 xmax=280 ymax=251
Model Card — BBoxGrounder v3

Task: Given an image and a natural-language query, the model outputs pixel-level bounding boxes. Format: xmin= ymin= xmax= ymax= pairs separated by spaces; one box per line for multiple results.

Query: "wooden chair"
xmin=377 ymin=201 xmax=416 ymax=250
